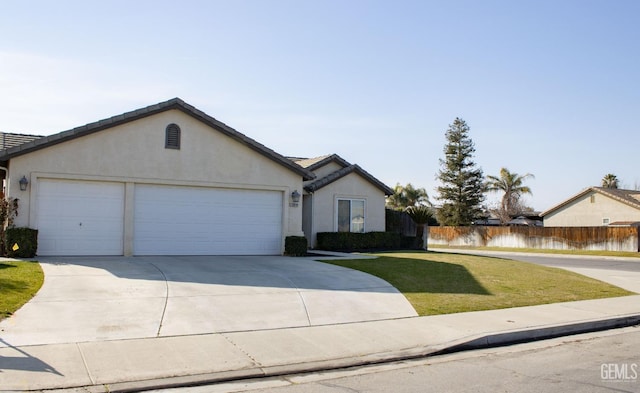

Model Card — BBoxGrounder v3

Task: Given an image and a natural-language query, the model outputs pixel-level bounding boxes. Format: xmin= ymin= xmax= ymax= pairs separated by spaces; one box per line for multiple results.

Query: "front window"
xmin=337 ymin=199 xmax=365 ymax=233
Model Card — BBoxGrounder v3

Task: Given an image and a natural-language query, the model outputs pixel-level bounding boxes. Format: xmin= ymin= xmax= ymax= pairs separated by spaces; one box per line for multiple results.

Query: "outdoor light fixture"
xmin=291 ymin=190 xmax=301 ymax=203
xmin=19 ymin=176 xmax=29 ymax=191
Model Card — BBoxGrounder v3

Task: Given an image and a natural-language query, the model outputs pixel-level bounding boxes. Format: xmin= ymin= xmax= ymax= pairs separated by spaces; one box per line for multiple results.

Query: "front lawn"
xmin=429 ymin=245 xmax=640 ymax=258
xmin=321 ymin=251 xmax=634 ymax=315
xmin=0 ymin=260 xmax=44 ymax=320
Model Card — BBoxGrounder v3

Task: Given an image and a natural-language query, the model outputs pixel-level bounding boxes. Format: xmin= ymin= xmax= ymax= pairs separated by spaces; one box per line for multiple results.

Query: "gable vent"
xmin=165 ymin=123 xmax=181 ymax=149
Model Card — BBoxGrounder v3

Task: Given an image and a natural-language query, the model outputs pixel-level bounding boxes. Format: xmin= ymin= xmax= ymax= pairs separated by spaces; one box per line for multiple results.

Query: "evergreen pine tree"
xmin=436 ymin=118 xmax=485 ymax=226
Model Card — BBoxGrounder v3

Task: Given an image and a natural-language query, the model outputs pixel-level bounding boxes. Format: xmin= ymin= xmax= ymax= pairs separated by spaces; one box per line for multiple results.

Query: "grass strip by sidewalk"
xmin=322 ymin=251 xmax=634 ymax=316
xmin=429 ymin=245 xmax=640 ymax=258
xmin=0 ymin=261 xmax=44 ymax=320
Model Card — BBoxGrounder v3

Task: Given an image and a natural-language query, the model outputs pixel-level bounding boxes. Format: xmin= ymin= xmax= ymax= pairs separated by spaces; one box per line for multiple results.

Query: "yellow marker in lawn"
xmin=12 ymin=243 xmax=19 ymax=251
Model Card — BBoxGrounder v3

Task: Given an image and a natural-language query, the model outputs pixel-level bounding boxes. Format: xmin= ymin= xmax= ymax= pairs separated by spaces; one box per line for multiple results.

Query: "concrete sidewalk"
xmin=2 ymin=295 xmax=639 ymax=393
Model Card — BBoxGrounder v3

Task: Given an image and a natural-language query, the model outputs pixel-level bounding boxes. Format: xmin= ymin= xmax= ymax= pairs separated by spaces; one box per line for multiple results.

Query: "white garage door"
xmin=36 ymin=180 xmax=125 ymax=256
xmin=133 ymin=184 xmax=283 ymax=255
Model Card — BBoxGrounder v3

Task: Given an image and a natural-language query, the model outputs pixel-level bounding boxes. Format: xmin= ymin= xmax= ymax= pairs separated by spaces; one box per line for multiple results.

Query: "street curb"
xmin=43 ymin=314 xmax=640 ymax=393
xmin=431 ymin=313 xmax=640 ymax=355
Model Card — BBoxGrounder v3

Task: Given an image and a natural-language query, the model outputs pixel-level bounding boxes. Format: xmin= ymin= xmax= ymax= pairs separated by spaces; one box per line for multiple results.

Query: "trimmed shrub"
xmin=316 ymin=232 xmax=417 ymax=251
xmin=285 ymin=236 xmax=308 ymax=256
xmin=5 ymin=227 xmax=38 ymax=258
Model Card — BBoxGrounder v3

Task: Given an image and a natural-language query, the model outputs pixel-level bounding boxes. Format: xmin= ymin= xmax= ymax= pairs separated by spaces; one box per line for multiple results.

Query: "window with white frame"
xmin=337 ymin=198 xmax=365 ymax=233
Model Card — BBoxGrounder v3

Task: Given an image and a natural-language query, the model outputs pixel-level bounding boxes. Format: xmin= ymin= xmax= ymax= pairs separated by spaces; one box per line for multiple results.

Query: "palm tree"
xmin=386 ymin=183 xmax=431 ymax=210
xmin=486 ymin=168 xmax=534 ymax=224
xmin=406 ymin=205 xmax=433 ymax=250
xmin=601 ymin=174 xmax=619 ymax=189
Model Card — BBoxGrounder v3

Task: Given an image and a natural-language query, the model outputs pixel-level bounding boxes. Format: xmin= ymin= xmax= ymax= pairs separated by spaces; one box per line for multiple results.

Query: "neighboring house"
xmin=0 ymin=132 xmax=43 ymax=151
xmin=0 ymin=132 xmax=44 ymax=195
xmin=291 ymin=154 xmax=393 ymax=248
xmin=0 ymin=98 xmax=315 ymax=256
xmin=541 ymin=187 xmax=640 ymax=227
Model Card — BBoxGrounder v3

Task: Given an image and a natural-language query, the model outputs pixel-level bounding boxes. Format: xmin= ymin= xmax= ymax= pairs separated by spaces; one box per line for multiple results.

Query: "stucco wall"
xmin=306 ymin=173 xmax=386 ymax=248
xmin=7 ymin=109 xmax=304 ymax=253
xmin=544 ymin=191 xmax=640 ymax=226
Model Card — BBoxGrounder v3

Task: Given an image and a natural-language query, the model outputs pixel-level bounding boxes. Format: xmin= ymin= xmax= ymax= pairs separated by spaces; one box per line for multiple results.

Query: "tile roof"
xmin=304 ymin=163 xmax=394 ymax=195
xmin=608 ymin=221 xmax=640 ymax=227
xmin=540 ymin=186 xmax=640 ymax=216
xmin=595 ymin=187 xmax=640 ymax=209
xmin=292 ymin=154 xmax=350 ymax=171
xmin=0 ymin=98 xmax=315 ymax=180
xmin=291 ymin=155 xmax=333 ymax=169
xmin=0 ymin=132 xmax=44 ymax=151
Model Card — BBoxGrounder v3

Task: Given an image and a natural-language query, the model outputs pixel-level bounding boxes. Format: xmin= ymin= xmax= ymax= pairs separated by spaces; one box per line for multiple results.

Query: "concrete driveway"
xmin=0 ymin=256 xmax=417 ymax=347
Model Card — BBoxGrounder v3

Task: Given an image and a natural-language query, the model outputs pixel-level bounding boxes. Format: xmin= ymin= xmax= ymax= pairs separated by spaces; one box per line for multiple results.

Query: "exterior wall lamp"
xmin=291 ymin=190 xmax=301 ymax=204
xmin=19 ymin=176 xmax=29 ymax=191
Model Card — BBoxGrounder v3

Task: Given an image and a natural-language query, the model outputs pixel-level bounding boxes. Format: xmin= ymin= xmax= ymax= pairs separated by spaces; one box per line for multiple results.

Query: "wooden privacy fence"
xmin=428 ymin=226 xmax=640 ymax=252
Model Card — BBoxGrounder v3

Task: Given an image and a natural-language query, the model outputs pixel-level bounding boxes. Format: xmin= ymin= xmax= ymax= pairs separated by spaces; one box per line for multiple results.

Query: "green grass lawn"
xmin=0 ymin=260 xmax=44 ymax=320
xmin=321 ymin=251 xmax=635 ymax=315
xmin=429 ymin=245 xmax=640 ymax=258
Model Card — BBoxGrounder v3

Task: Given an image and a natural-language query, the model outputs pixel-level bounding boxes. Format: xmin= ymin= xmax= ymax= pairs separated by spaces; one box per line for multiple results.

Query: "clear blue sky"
xmin=2 ymin=0 xmax=638 ymax=212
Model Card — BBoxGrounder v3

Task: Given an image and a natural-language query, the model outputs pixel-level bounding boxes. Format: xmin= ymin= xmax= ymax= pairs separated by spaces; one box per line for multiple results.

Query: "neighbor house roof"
xmin=540 ymin=187 xmax=640 ymax=217
xmin=0 ymin=98 xmax=315 ymax=180
xmin=0 ymin=132 xmax=44 ymax=151
xmin=304 ymin=162 xmax=394 ymax=195
xmin=293 ymin=154 xmax=351 ymax=171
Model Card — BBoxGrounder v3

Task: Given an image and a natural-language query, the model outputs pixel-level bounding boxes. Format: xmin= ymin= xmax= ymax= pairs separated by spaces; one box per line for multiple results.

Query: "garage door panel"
xmin=36 ymin=180 xmax=125 ymax=256
xmin=133 ymin=185 xmax=283 ymax=255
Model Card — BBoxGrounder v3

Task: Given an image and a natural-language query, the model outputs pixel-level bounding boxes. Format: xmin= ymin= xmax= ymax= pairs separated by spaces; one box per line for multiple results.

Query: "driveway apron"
xmin=0 ymin=256 xmax=417 ymax=347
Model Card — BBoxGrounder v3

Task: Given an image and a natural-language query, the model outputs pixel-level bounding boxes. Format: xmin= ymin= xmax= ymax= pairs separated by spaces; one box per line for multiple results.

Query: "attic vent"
xmin=165 ymin=123 xmax=181 ymax=149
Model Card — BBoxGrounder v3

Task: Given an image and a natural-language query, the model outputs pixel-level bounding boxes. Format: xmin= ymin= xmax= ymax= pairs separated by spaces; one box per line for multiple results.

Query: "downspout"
xmin=309 ymin=191 xmax=315 ymax=248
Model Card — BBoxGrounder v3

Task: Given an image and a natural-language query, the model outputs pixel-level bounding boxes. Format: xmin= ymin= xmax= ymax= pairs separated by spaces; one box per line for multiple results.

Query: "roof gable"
xmin=304 ymin=163 xmax=394 ymax=195
xmin=0 ymin=98 xmax=315 ymax=180
xmin=541 ymin=186 xmax=640 ymax=217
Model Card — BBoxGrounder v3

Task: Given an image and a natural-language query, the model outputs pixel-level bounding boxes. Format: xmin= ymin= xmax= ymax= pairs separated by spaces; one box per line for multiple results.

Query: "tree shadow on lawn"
xmin=329 ymin=253 xmax=492 ymax=296
xmin=0 ymin=278 xmax=30 ymax=294
xmin=408 ymin=260 xmax=492 ymax=295
xmin=0 ymin=263 xmax=16 ymax=270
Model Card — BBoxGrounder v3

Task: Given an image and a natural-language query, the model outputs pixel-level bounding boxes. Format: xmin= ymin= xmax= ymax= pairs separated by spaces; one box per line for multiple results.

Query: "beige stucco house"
xmin=0 ymin=98 xmax=317 ymax=256
xmin=541 ymin=187 xmax=640 ymax=227
xmin=292 ymin=154 xmax=393 ymax=248
xmin=0 ymin=99 xmax=392 ymax=256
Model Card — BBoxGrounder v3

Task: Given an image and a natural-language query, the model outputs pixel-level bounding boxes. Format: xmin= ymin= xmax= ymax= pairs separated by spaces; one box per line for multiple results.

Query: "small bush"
xmin=316 ymin=232 xmax=417 ymax=251
xmin=285 ymin=236 xmax=308 ymax=256
xmin=5 ymin=227 xmax=38 ymax=258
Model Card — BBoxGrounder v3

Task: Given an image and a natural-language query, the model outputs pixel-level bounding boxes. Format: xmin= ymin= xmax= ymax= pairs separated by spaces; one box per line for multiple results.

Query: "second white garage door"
xmin=133 ymin=185 xmax=283 ymax=255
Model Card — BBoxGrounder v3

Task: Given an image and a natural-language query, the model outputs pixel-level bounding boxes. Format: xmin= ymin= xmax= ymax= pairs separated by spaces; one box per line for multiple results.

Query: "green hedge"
xmin=5 ymin=227 xmax=38 ymax=258
xmin=285 ymin=236 xmax=308 ymax=256
xmin=316 ymin=232 xmax=417 ymax=251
